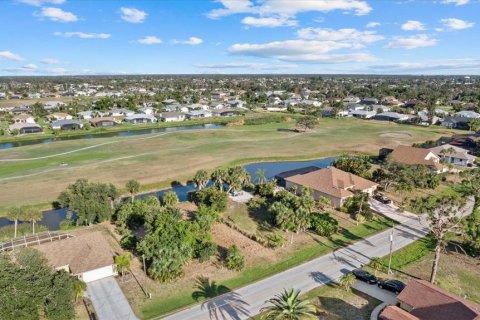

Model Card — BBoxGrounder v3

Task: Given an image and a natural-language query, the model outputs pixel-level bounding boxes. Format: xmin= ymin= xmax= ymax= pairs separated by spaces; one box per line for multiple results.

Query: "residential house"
xmin=48 ymin=112 xmax=72 ymax=121
xmin=90 ymin=117 xmax=118 ymax=127
xmin=227 ymin=100 xmax=245 ymax=108
xmin=347 ymin=103 xmax=365 ymax=111
xmin=360 ymin=97 xmax=378 ymax=105
xmin=442 ymin=111 xmax=480 ymax=129
xmin=350 ymin=110 xmax=376 ymax=119
xmin=77 ymin=110 xmax=104 ymax=120
xmin=138 ymin=107 xmax=155 ymax=115
xmin=10 ymin=106 xmax=30 ymax=114
xmin=186 ymin=110 xmax=212 ymax=119
xmin=379 ymin=279 xmax=480 ymax=320
xmin=343 ymin=96 xmax=361 ymax=104
xmin=212 ymin=109 xmax=239 ymax=117
xmin=283 ymin=167 xmax=378 ymax=208
xmin=374 ymin=112 xmax=409 ymax=122
xmin=109 ymin=108 xmax=135 ymax=117
xmin=388 ymin=145 xmax=446 ymax=172
xmin=160 ymin=112 xmax=186 ymax=122
xmin=124 ymin=114 xmax=157 ymax=124
xmin=35 ymin=232 xmax=116 ymax=283
xmin=51 ymin=119 xmax=83 ymax=130
xmin=428 ymin=144 xmax=476 ymax=167
xmin=13 ymin=114 xmax=36 ymax=124
xmin=8 ymin=122 xmax=43 ymax=134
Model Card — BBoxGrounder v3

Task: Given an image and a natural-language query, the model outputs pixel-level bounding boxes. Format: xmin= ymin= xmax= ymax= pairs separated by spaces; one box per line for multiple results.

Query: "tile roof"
xmin=379 ymin=306 xmax=420 ymax=320
xmin=35 ymin=231 xmax=115 ymax=274
xmin=389 ymin=145 xmax=444 ymax=171
xmin=397 ymin=280 xmax=480 ymax=320
xmin=284 ymin=167 xmax=377 ymax=198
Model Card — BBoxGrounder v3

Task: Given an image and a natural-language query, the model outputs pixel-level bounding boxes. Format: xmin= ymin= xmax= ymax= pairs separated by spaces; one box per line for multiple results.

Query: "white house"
xmin=49 ymin=112 xmax=73 ymax=121
xmin=160 ymin=112 xmax=186 ymax=122
xmin=429 ymin=144 xmax=476 ymax=167
xmin=13 ymin=114 xmax=36 ymax=124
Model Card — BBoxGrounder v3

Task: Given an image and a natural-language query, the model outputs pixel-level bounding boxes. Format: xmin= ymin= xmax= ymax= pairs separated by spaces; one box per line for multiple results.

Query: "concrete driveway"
xmin=86 ymin=276 xmax=139 ymax=320
xmin=353 ymin=281 xmax=397 ymax=305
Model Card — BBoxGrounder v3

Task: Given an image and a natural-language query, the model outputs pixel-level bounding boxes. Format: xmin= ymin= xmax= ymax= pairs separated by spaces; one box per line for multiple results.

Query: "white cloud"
xmin=194 ymin=61 xmax=297 ymax=70
xmin=385 ymin=34 xmax=437 ymax=49
xmin=401 ymin=20 xmax=425 ymax=31
xmin=37 ymin=7 xmax=78 ymax=22
xmin=229 ymin=39 xmax=375 ymax=63
xmin=0 ymin=51 xmax=24 ymax=61
xmin=120 ymin=7 xmax=147 ymax=23
xmin=366 ymin=21 xmax=380 ymax=28
xmin=440 ymin=0 xmax=470 ymax=5
xmin=441 ymin=18 xmax=474 ymax=30
xmin=16 ymin=0 xmax=64 ymax=6
xmin=22 ymin=63 xmax=38 ymax=70
xmin=137 ymin=36 xmax=162 ymax=45
xmin=296 ymin=27 xmax=384 ymax=46
xmin=207 ymin=0 xmax=372 ymax=27
xmin=40 ymin=58 xmax=60 ymax=64
xmin=242 ymin=16 xmax=297 ymax=28
xmin=172 ymin=37 xmax=204 ymax=45
xmin=53 ymin=31 xmax=111 ymax=38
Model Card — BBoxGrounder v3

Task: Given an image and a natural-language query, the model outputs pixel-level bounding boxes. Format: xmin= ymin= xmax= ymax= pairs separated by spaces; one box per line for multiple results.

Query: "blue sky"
xmin=0 ymin=0 xmax=479 ymax=75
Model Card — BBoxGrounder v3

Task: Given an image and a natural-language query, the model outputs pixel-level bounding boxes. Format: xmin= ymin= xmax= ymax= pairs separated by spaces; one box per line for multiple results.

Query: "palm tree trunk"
xmin=430 ymin=244 xmax=442 ymax=283
xmin=32 ymin=220 xmax=35 ymax=234
xmin=14 ymin=219 xmax=18 ymax=238
xmin=131 ymin=194 xmax=134 ymax=203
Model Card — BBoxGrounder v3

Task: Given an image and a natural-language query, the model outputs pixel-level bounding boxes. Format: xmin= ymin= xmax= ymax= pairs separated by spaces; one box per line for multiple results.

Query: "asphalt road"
xmin=86 ymin=276 xmax=139 ymax=320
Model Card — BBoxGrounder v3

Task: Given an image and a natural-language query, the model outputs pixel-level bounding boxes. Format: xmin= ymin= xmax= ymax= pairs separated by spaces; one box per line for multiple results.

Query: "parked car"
xmin=377 ymin=279 xmax=405 ymax=294
xmin=352 ymin=269 xmax=378 ymax=284
xmin=374 ymin=193 xmax=392 ymax=204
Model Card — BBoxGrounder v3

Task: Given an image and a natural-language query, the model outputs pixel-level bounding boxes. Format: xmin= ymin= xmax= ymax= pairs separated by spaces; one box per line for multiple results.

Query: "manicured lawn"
xmin=0 ymin=118 xmax=460 ymax=208
xmin=139 ymin=216 xmax=394 ymax=319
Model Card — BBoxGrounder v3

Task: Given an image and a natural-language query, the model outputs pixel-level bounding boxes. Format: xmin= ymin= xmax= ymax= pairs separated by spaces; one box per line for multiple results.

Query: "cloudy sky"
xmin=0 ymin=0 xmax=479 ymax=75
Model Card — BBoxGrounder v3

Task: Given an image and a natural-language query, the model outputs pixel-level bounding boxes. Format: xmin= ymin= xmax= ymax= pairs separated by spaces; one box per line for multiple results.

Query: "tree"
xmin=255 ymin=168 xmax=267 ymax=184
xmin=332 ymin=154 xmax=372 ymax=177
xmin=309 ymin=212 xmax=338 ymax=237
xmin=24 ymin=207 xmax=42 ymax=234
xmin=339 ymin=273 xmax=356 ymax=291
xmin=126 ymin=179 xmax=140 ymax=203
xmin=115 ymin=252 xmax=132 ymax=277
xmin=225 ymin=166 xmax=250 ymax=193
xmin=6 ymin=207 xmax=23 ymax=238
xmin=162 ymin=191 xmax=179 ymax=207
xmin=261 ymin=289 xmax=317 ymax=320
xmin=296 ymin=116 xmax=318 ymax=132
xmin=468 ymin=118 xmax=480 ymax=133
xmin=193 ymin=169 xmax=209 ymax=190
xmin=342 ymin=193 xmax=373 ymax=223
xmin=73 ymin=279 xmax=87 ymax=302
xmin=225 ymin=245 xmax=245 ymax=271
xmin=211 ymin=168 xmax=228 ymax=191
xmin=58 ymin=179 xmax=118 ymax=225
xmin=417 ymin=195 xmax=465 ymax=283
xmin=369 ymin=257 xmax=382 ymax=276
xmin=188 ymin=187 xmax=228 ymax=212
xmin=45 ymin=270 xmax=76 ymax=320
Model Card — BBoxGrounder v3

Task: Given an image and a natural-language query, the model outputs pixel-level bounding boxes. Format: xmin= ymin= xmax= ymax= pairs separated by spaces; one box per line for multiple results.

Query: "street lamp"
xmin=387 ymin=227 xmax=395 ymax=274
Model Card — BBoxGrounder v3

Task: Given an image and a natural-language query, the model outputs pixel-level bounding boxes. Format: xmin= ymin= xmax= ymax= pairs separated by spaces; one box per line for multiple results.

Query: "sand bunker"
xmin=379 ymin=131 xmax=413 ymax=139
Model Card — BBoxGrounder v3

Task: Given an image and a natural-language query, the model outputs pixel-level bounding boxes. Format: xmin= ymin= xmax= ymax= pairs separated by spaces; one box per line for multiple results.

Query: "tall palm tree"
xmin=73 ymin=279 xmax=87 ymax=302
xmin=193 ymin=169 xmax=209 ymax=190
xmin=115 ymin=252 xmax=132 ymax=277
xmin=24 ymin=207 xmax=42 ymax=234
xmin=125 ymin=179 xmax=140 ymax=203
xmin=211 ymin=168 xmax=227 ymax=191
xmin=255 ymin=168 xmax=267 ymax=184
xmin=339 ymin=273 xmax=356 ymax=291
xmin=261 ymin=288 xmax=317 ymax=320
xmin=6 ymin=207 xmax=22 ymax=238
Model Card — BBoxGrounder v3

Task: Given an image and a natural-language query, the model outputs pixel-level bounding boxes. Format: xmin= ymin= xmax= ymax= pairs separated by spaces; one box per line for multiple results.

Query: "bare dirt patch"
xmin=379 ymin=131 xmax=413 ymax=139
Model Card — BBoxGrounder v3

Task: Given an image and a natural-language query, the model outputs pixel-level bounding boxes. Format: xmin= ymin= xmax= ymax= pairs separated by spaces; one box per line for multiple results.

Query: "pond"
xmin=0 ymin=123 xmax=223 ymax=150
xmin=0 ymin=157 xmax=335 ymax=231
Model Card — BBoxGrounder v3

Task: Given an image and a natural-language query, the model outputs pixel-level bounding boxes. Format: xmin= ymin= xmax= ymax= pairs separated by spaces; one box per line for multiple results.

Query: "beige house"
xmin=389 ymin=145 xmax=446 ymax=173
xmin=13 ymin=113 xmax=36 ymax=124
xmin=35 ymin=232 xmax=116 ymax=283
xmin=284 ymin=167 xmax=378 ymax=208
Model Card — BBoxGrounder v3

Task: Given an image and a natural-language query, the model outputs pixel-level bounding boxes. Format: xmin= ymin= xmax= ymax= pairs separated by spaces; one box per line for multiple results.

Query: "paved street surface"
xmin=86 ymin=277 xmax=139 ymax=320
xmin=162 ymin=197 xmax=474 ymax=320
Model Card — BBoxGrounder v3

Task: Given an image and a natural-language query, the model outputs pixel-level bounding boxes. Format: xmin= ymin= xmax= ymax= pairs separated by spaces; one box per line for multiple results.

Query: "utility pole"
xmin=387 ymin=227 xmax=394 ymax=274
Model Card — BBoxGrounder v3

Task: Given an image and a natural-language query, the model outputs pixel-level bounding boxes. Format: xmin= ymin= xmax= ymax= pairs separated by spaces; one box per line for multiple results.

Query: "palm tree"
xmin=369 ymin=257 xmax=382 ymax=276
xmin=115 ymin=252 xmax=132 ymax=277
xmin=73 ymin=279 xmax=87 ymax=302
xmin=193 ymin=169 xmax=209 ymax=190
xmin=125 ymin=179 xmax=140 ymax=203
xmin=211 ymin=168 xmax=227 ymax=191
xmin=339 ymin=273 xmax=356 ymax=291
xmin=261 ymin=288 xmax=317 ymax=320
xmin=255 ymin=168 xmax=267 ymax=184
xmin=6 ymin=207 xmax=22 ymax=238
xmin=24 ymin=207 xmax=42 ymax=234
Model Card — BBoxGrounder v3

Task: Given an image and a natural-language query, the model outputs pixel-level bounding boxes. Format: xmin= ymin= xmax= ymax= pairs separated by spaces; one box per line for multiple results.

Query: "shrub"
xmin=188 ymin=187 xmax=228 ymax=212
xmin=310 ymin=212 xmax=338 ymax=237
xmin=194 ymin=241 xmax=217 ymax=262
xmin=266 ymin=232 xmax=286 ymax=249
xmin=225 ymin=245 xmax=245 ymax=271
xmin=120 ymin=231 xmax=137 ymax=250
xmin=256 ymin=181 xmax=276 ymax=198
xmin=162 ymin=191 xmax=179 ymax=207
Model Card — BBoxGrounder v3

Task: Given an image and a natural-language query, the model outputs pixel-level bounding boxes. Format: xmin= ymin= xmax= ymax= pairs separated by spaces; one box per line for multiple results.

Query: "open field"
xmin=0 ymin=118 xmax=461 ymax=208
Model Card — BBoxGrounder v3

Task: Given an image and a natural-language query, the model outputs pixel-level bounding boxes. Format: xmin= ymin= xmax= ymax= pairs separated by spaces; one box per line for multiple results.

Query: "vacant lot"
xmin=0 ymin=118 xmax=459 ymax=208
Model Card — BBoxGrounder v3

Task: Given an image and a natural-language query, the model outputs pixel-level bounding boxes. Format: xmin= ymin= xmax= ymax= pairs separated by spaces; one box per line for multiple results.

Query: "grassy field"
xmin=0 ymin=118 xmax=460 ymax=209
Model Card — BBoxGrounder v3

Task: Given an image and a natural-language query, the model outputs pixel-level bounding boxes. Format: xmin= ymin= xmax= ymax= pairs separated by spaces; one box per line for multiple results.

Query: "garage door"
xmin=81 ymin=265 xmax=115 ymax=283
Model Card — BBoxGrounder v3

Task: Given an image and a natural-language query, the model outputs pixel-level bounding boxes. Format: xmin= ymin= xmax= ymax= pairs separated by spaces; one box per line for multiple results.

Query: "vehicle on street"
xmin=374 ymin=193 xmax=392 ymax=204
xmin=352 ymin=269 xmax=378 ymax=284
xmin=378 ymin=279 xmax=406 ymax=294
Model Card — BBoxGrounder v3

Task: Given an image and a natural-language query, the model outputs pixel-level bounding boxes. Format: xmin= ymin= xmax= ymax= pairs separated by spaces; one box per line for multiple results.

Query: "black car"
xmin=377 ymin=279 xmax=406 ymax=294
xmin=374 ymin=193 xmax=392 ymax=204
xmin=352 ymin=269 xmax=378 ymax=284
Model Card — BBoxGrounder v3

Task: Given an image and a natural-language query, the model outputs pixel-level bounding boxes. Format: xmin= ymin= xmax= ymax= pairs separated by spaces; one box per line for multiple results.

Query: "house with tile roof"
xmin=429 ymin=144 xmax=476 ymax=167
xmin=284 ymin=167 xmax=378 ymax=208
xmin=388 ymin=145 xmax=446 ymax=173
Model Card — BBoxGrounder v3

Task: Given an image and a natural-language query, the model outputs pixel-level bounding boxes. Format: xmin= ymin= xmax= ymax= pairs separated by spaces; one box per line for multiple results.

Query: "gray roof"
xmin=51 ymin=119 xmax=83 ymax=126
xmin=454 ymin=111 xmax=480 ymax=118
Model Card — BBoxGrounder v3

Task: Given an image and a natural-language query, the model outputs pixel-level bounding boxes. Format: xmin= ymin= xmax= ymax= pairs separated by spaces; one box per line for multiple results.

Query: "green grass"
xmin=139 ymin=216 xmax=394 ymax=319
xmin=377 ymin=235 xmax=435 ymax=271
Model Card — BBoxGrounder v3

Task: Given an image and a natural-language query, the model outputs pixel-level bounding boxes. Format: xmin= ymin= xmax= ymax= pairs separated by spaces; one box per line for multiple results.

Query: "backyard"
xmin=0 ymin=118 xmax=460 ymax=209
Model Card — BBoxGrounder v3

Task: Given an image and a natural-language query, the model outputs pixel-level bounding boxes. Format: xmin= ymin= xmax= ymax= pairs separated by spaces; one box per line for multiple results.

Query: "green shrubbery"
xmin=225 ymin=245 xmax=245 ymax=271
